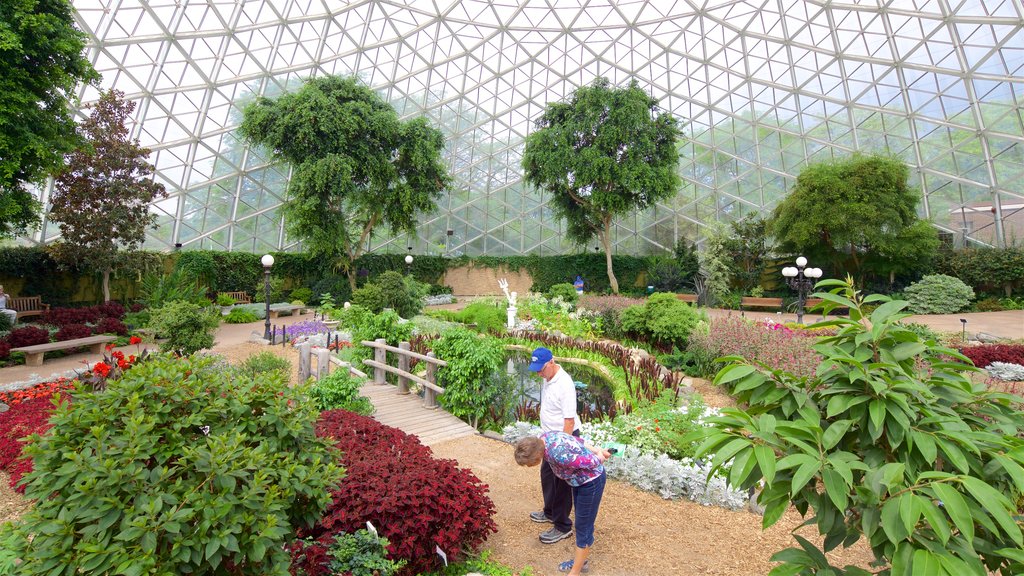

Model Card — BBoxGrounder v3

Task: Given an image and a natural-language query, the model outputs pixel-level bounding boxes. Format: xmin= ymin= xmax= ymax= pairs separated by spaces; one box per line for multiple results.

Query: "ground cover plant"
xmin=292 ymin=410 xmax=497 ymax=576
xmin=3 ymin=354 xmax=343 ymax=576
xmin=692 ymin=278 xmax=1024 ymax=576
xmin=960 ymin=343 xmax=1024 ymax=369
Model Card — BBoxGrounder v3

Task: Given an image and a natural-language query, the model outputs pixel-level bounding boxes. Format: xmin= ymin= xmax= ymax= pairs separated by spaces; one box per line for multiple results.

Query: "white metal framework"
xmin=35 ymin=0 xmax=1024 ymax=253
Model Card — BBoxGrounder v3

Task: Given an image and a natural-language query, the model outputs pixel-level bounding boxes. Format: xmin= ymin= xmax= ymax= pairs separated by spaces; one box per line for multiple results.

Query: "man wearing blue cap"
xmin=527 ymin=346 xmax=581 ymax=544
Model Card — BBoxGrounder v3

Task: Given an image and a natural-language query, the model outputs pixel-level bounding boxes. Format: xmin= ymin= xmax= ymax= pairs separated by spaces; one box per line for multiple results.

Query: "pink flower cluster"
xmin=690 ymin=316 xmax=824 ymax=379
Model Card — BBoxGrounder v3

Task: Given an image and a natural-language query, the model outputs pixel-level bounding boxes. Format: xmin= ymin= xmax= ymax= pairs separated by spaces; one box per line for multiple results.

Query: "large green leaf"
xmin=754 ymin=445 xmax=777 ymax=485
xmin=930 ymin=483 xmax=974 ymax=547
xmin=791 ymin=459 xmax=821 ymax=498
xmin=959 ymin=477 xmax=1021 ymax=544
xmin=822 ymin=419 xmax=853 ymax=450
xmin=822 ymin=468 xmax=849 ymax=511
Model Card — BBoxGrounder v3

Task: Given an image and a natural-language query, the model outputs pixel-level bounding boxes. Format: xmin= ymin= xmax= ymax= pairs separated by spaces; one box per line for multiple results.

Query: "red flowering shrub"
xmin=54 ymin=323 xmax=93 ymax=342
xmin=0 ymin=395 xmax=68 ymax=492
xmin=290 ymin=410 xmax=497 ymax=576
xmin=41 ymin=306 xmax=101 ymax=327
xmin=93 ymin=317 xmax=128 ymax=336
xmin=961 ymin=344 xmax=1024 ymax=368
xmin=0 ymin=340 xmax=10 ymax=360
xmin=96 ymin=301 xmax=126 ymax=319
xmin=8 ymin=326 xmax=51 ymax=348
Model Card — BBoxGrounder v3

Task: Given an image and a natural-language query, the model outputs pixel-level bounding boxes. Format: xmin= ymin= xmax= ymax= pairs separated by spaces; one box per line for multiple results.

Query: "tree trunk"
xmin=600 ymin=217 xmax=619 ymax=294
xmin=346 ymin=268 xmax=357 ymax=294
xmin=102 ymin=268 xmax=111 ymax=303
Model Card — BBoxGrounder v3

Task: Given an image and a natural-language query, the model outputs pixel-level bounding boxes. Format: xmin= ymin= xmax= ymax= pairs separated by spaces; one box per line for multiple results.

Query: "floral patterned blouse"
xmin=540 ymin=431 xmax=605 ymax=487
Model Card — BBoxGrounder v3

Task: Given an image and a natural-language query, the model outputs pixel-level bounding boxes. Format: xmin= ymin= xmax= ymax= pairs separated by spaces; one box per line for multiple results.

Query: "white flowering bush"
xmin=423 ymin=294 xmax=455 ymax=306
xmin=987 ymin=361 xmax=1024 ymax=381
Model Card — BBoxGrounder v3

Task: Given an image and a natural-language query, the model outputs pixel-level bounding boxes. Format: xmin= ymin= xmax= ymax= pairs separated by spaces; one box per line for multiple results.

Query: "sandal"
xmin=557 ymin=559 xmax=590 ymax=573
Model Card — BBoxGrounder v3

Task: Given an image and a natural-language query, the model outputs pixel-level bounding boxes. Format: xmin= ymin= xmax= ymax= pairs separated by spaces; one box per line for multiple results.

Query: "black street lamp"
xmin=261 ymin=254 xmax=274 ymax=339
xmin=781 ymin=256 xmax=822 ymax=324
xmin=405 ymin=246 xmax=414 ymax=276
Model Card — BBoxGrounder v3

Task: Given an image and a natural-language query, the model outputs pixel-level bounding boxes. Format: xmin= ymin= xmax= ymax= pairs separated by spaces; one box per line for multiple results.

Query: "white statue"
xmin=498 ymin=278 xmax=517 ymax=329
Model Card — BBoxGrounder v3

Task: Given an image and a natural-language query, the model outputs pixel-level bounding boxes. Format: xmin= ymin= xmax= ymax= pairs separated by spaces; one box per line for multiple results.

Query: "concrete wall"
xmin=441 ymin=265 xmax=533 ymax=296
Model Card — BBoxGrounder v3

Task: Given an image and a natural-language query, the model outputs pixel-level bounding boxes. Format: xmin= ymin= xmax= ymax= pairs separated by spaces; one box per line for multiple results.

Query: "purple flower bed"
xmin=284 ymin=320 xmax=329 ymax=340
xmin=689 ymin=317 xmax=826 ymax=379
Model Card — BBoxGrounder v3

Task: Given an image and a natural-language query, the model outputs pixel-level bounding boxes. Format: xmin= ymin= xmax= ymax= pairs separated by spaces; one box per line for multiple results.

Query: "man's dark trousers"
xmin=541 ymin=458 xmax=573 ymax=532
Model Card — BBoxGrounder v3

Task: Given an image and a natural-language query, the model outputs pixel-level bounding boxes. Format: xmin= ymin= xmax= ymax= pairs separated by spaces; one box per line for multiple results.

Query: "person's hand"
xmin=595 ymin=449 xmax=611 ymax=463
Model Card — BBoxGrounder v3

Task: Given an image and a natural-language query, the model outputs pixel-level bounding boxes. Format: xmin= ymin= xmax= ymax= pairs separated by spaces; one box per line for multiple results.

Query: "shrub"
xmin=148 ymin=300 xmax=220 ymax=355
xmin=905 ymin=273 xmax=975 ymax=314
xmin=319 ymin=529 xmax=406 ymax=576
xmin=427 ymin=284 xmax=453 ymax=296
xmin=232 ymin=303 xmax=267 ymax=320
xmin=334 ymin=303 xmax=374 ymax=331
xmin=974 ymin=296 xmax=1005 ymax=311
xmin=40 ymin=306 xmax=100 ymax=327
xmin=138 ymin=268 xmax=209 ymax=309
xmin=695 ymin=279 xmax=1024 ymax=576
xmin=454 ymin=300 xmax=507 ymax=334
xmin=5 ymin=354 xmax=343 ymax=575
xmin=0 ymin=395 xmax=67 ymax=492
xmin=224 ymin=307 xmax=260 ymax=324
xmin=215 ymin=293 xmax=236 ymax=306
xmin=308 ymin=370 xmax=373 ymax=414
xmin=289 ymin=287 xmax=313 ymax=304
xmin=96 ymin=301 xmax=126 ymax=320
xmin=291 ymin=410 xmax=496 ymax=576
xmin=93 ymin=316 xmax=128 ymax=336
xmin=351 ymin=310 xmax=413 ymax=365
xmin=646 ymin=256 xmax=688 ymax=293
xmin=618 ymin=292 xmax=704 ymax=350
xmin=53 ymin=323 xmax=92 ymax=342
xmin=7 ymin=326 xmax=50 ymax=348
xmin=577 ymin=294 xmax=645 ymax=338
xmin=237 ymin=351 xmax=291 ymax=378
xmin=431 ymin=328 xmax=506 ymax=429
xmin=0 ymin=314 xmax=11 ymax=334
xmin=122 ymin=309 xmax=151 ymax=329
xmin=352 ymin=283 xmax=386 ymax=313
xmin=251 ymin=276 xmax=285 ymax=304
xmin=0 ymin=340 xmax=9 ymax=360
xmin=961 ymin=343 xmax=1024 ymax=368
xmin=545 ymin=282 xmax=579 ymax=305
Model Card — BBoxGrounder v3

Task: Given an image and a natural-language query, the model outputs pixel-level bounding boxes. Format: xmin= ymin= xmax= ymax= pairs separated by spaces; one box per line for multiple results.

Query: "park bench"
xmin=268 ymin=304 xmax=304 ymax=318
xmin=8 ymin=296 xmax=50 ymax=320
xmin=676 ymin=293 xmax=698 ymax=304
xmin=219 ymin=291 xmax=251 ymax=304
xmin=11 ymin=334 xmax=118 ymax=367
xmin=740 ymin=296 xmax=784 ymax=311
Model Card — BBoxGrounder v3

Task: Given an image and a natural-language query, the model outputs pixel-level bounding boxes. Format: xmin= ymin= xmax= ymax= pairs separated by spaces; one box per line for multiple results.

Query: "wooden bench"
xmin=740 ymin=296 xmax=784 ymax=310
xmin=220 ymin=291 xmax=251 ymax=304
xmin=676 ymin=293 xmax=698 ymax=304
xmin=268 ymin=304 xmax=304 ymax=318
xmin=9 ymin=296 xmax=50 ymax=320
xmin=11 ymin=335 xmax=118 ymax=367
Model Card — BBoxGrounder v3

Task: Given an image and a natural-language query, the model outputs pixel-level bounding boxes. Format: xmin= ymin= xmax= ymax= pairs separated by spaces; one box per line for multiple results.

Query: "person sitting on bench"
xmin=0 ymin=285 xmax=17 ymax=326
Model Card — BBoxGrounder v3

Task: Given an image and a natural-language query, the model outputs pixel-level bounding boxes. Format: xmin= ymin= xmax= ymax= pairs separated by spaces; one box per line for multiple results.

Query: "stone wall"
xmin=440 ymin=265 xmax=533 ymax=296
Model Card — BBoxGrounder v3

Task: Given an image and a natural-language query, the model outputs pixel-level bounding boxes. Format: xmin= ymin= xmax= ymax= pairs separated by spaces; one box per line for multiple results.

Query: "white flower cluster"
xmin=422 ymin=294 xmax=455 ymax=306
xmin=987 ymin=361 xmax=1024 ymax=381
xmin=295 ymin=330 xmax=351 ymax=348
xmin=0 ymin=368 xmax=82 ymax=395
xmin=502 ymin=421 xmax=541 ymax=442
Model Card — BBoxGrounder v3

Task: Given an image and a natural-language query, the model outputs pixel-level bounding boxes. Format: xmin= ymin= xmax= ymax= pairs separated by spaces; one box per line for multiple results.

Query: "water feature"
xmin=501 ymin=350 xmax=617 ymax=423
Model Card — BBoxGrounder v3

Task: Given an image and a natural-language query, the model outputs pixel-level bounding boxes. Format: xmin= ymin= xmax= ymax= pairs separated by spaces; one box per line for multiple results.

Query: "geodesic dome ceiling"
xmin=34 ymin=0 xmax=1024 ymax=254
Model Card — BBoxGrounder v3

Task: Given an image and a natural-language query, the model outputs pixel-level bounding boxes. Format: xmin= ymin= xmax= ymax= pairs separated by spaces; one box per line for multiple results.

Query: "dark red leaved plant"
xmin=961 ymin=344 xmax=1024 ymax=368
xmin=41 ymin=306 xmax=101 ymax=327
xmin=0 ymin=395 xmax=68 ymax=492
xmin=54 ymin=323 xmax=93 ymax=342
xmin=289 ymin=410 xmax=497 ymax=576
xmin=93 ymin=317 xmax=128 ymax=336
xmin=7 ymin=326 xmax=51 ymax=348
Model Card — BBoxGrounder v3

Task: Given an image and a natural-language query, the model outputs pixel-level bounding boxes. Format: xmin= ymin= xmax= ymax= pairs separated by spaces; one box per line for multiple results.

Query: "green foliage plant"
xmin=5 ymin=354 xmax=343 ymax=576
xmin=138 ymin=268 xmax=209 ymax=309
xmin=421 ymin=550 xmax=532 ymax=576
xmin=351 ymin=309 xmax=413 ymax=365
xmin=148 ymin=300 xmax=220 ymax=355
xmin=376 ymin=270 xmax=422 ymax=318
xmin=618 ymin=292 xmax=705 ymax=350
xmin=47 ymin=90 xmax=168 ymax=302
xmin=325 ymin=529 xmax=405 ymax=576
xmin=239 ymin=75 xmax=451 ymax=292
xmin=289 ymin=287 xmax=313 ymax=305
xmin=432 ymin=327 xmax=506 ymax=429
xmin=308 ymin=370 xmax=373 ymax=414
xmin=690 ymin=277 xmax=1024 ymax=576
xmin=697 ymin=221 xmax=733 ymax=306
xmin=904 ymin=274 xmax=976 ymax=314
xmin=215 ymin=293 xmax=236 ymax=306
xmin=237 ymin=351 xmax=291 ymax=379
xmin=936 ymin=247 xmax=1024 ymax=297
xmin=545 ymin=282 xmax=579 ymax=305
xmin=0 ymin=0 xmax=99 ymax=238
xmin=725 ymin=215 xmax=772 ymax=295
xmin=522 ymin=78 xmax=681 ymax=293
xmin=351 ymin=283 xmax=385 ymax=313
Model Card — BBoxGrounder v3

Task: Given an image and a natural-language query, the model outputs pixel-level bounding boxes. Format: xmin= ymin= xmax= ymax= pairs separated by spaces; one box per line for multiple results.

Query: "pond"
xmin=500 ymin=350 xmax=617 ymax=424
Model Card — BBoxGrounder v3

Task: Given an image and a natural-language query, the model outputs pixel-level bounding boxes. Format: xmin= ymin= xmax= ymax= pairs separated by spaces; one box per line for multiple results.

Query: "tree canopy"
xmin=48 ymin=90 xmax=167 ymax=302
xmin=0 ymin=0 xmax=98 ymax=238
xmin=522 ymin=78 xmax=681 ymax=293
xmin=770 ymin=153 xmax=938 ymax=282
xmin=239 ymin=75 xmax=451 ymax=290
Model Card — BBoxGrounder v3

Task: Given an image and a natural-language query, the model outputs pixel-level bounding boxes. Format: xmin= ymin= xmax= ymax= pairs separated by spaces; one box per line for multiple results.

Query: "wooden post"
xmin=298 ymin=342 xmax=312 ymax=383
xmin=315 ymin=348 xmax=331 ymax=379
xmin=373 ymin=338 xmax=386 ymax=385
xmin=424 ymin=351 xmax=439 ymax=409
xmin=397 ymin=342 xmax=411 ymax=394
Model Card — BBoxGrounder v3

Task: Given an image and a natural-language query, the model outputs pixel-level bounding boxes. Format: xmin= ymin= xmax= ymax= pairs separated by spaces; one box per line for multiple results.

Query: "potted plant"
xmin=215 ymin=293 xmax=235 ymax=315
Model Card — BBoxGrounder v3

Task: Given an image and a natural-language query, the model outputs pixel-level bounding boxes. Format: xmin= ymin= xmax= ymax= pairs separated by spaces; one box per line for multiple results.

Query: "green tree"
xmin=48 ymin=90 xmax=167 ymax=302
xmin=692 ymin=278 xmax=1024 ymax=576
xmin=770 ymin=154 xmax=938 ymax=282
xmin=698 ymin=221 xmax=732 ymax=306
xmin=724 ymin=215 xmax=772 ymax=294
xmin=238 ymin=76 xmax=451 ymax=291
xmin=522 ymin=78 xmax=681 ymax=293
xmin=0 ymin=0 xmax=99 ymax=237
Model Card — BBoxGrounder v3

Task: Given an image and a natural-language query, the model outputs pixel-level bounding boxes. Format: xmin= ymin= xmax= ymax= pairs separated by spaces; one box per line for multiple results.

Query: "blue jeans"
xmin=571 ymin=470 xmax=606 ymax=548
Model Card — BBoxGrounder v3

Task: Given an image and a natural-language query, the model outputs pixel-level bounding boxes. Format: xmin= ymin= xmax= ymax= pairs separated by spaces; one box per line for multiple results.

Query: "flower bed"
xmin=687 ymin=317 xmax=825 ymax=378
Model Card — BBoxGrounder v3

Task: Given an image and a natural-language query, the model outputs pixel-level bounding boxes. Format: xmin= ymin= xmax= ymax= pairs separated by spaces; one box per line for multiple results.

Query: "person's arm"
xmin=582 ymin=440 xmax=611 ymax=463
xmin=562 ymin=418 xmax=574 ymax=434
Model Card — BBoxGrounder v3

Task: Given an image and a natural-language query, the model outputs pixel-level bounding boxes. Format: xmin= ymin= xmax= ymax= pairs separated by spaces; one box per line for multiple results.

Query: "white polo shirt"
xmin=539 ymin=366 xmax=581 ymax=433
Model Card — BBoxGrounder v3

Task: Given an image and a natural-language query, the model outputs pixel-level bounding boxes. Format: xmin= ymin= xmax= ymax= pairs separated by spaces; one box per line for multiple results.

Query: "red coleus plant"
xmin=290 ymin=410 xmax=497 ymax=576
xmin=0 ymin=394 xmax=70 ymax=492
xmin=0 ymin=378 xmax=77 ymax=407
xmin=961 ymin=343 xmax=1024 ymax=368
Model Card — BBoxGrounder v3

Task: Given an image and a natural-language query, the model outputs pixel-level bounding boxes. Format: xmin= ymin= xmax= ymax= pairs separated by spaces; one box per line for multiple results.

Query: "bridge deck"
xmin=360 ymin=383 xmax=478 ymax=446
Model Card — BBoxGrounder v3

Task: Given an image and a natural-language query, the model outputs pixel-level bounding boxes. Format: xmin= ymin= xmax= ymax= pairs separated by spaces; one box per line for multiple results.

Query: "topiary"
xmin=904 ymin=273 xmax=975 ymax=314
xmin=148 ymin=300 xmax=220 ymax=355
xmin=693 ymin=277 xmax=1024 ymax=576
xmin=545 ymin=282 xmax=579 ymax=305
xmin=224 ymin=307 xmax=261 ymax=324
xmin=5 ymin=354 xmax=344 ymax=575
xmin=7 ymin=326 xmax=50 ymax=348
xmin=308 ymin=370 xmax=373 ymax=414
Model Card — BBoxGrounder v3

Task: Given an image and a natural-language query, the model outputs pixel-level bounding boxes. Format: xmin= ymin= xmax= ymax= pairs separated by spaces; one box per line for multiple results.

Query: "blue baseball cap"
xmin=528 ymin=347 xmax=553 ymax=372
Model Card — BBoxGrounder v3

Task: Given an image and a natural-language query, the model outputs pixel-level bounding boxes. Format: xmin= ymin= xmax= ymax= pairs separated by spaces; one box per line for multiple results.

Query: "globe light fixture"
xmin=405 ymin=247 xmax=414 ymax=275
xmin=781 ymin=256 xmax=821 ymax=324
xmin=261 ymin=254 xmax=274 ymax=339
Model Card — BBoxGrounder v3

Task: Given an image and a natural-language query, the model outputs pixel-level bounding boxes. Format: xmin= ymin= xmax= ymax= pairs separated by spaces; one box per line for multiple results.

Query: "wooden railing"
xmin=361 ymin=339 xmax=448 ymax=408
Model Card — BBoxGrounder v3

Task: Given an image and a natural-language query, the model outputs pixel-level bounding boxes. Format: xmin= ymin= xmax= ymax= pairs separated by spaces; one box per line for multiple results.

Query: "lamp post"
xmin=261 ymin=254 xmax=274 ymax=340
xmin=781 ymin=256 xmax=822 ymax=325
xmin=405 ymin=247 xmax=414 ymax=276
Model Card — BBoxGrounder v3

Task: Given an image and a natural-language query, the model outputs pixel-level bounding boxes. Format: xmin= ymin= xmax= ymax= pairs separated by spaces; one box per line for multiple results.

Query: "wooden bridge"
xmin=328 ymin=339 xmax=477 ymax=446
